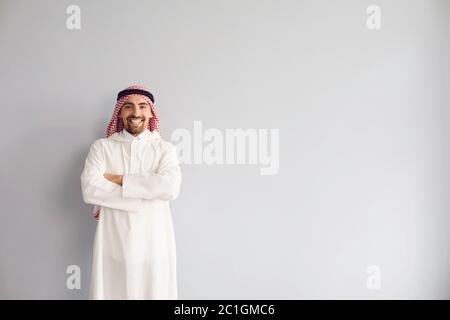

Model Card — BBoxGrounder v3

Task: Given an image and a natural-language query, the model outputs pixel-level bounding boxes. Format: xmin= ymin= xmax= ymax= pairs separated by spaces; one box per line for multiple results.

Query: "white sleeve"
xmin=81 ymin=139 xmax=142 ymax=212
xmin=122 ymin=142 xmax=182 ymax=201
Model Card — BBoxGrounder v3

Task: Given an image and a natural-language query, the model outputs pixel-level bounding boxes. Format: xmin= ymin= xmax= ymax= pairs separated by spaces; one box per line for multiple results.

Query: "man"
xmin=81 ymin=85 xmax=182 ymax=300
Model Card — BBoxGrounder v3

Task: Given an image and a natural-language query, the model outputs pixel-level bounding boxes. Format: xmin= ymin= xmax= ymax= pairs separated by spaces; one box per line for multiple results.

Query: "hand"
xmin=103 ymin=173 xmax=123 ymax=186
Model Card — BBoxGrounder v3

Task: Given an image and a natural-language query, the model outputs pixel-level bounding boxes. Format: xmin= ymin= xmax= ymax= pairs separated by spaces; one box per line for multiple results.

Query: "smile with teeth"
xmin=129 ymin=118 xmax=144 ymax=126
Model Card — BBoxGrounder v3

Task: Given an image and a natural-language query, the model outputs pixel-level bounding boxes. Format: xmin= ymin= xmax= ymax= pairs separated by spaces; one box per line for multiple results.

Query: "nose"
xmin=131 ymin=107 xmax=143 ymax=117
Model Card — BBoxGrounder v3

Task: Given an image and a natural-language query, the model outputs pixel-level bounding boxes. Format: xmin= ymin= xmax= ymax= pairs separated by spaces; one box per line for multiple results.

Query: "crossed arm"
xmin=104 ymin=173 xmax=123 ymax=186
xmin=81 ymin=140 xmax=182 ymax=212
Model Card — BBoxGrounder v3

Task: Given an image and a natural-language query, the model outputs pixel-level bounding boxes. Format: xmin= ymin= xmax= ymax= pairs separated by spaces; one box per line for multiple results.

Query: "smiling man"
xmin=81 ymin=85 xmax=182 ymax=300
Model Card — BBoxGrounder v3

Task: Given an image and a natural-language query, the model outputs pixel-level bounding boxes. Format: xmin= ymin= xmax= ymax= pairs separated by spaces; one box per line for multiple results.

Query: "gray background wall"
xmin=0 ymin=0 xmax=449 ymax=299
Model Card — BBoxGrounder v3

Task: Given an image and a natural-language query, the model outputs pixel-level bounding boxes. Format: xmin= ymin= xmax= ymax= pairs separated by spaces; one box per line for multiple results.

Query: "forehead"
xmin=122 ymin=94 xmax=149 ymax=105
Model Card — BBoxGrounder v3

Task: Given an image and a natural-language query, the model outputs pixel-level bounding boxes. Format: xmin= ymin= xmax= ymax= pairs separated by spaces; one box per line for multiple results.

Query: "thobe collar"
xmin=121 ymin=128 xmax=151 ymax=141
xmin=108 ymin=127 xmax=161 ymax=142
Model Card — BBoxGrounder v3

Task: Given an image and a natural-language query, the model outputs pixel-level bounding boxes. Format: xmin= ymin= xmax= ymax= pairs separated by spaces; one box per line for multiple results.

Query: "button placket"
xmin=130 ymin=139 xmax=137 ymax=173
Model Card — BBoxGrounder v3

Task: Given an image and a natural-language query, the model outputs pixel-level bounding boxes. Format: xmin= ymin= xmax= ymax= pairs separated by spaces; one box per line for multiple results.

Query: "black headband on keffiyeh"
xmin=117 ymin=88 xmax=154 ymax=103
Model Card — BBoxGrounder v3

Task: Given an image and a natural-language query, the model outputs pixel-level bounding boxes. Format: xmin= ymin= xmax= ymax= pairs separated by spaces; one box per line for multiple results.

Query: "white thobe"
xmin=80 ymin=128 xmax=181 ymax=300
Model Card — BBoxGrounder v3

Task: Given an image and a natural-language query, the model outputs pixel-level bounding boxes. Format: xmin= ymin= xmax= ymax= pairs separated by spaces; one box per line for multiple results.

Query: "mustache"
xmin=127 ymin=117 xmax=145 ymax=120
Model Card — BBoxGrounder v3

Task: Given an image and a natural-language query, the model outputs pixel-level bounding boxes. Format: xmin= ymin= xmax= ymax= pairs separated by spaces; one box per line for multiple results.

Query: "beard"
xmin=124 ymin=117 xmax=146 ymax=135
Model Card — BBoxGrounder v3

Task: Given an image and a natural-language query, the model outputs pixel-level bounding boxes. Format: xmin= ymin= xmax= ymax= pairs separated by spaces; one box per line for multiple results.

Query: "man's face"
xmin=120 ymin=95 xmax=153 ymax=136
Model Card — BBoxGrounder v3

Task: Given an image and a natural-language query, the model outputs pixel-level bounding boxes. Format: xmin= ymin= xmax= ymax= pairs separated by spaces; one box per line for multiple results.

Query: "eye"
xmin=140 ymin=105 xmax=147 ymax=109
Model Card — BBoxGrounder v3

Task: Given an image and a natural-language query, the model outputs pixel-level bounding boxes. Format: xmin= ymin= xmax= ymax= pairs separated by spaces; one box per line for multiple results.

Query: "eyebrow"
xmin=123 ymin=102 xmax=148 ymax=106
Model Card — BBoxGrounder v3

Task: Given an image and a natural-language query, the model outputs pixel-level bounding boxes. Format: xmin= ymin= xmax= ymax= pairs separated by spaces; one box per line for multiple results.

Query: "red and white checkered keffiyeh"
xmin=92 ymin=85 xmax=160 ymax=221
